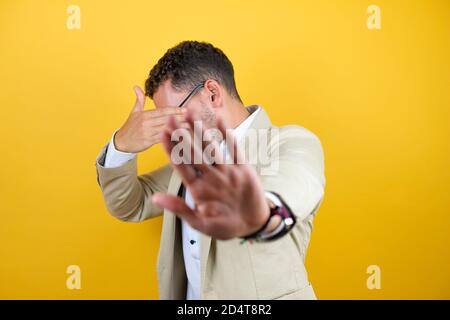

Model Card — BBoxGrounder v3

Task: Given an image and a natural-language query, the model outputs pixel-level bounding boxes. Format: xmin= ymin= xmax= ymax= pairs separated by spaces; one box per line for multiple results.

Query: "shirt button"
xmin=190 ymin=240 xmax=196 ymax=245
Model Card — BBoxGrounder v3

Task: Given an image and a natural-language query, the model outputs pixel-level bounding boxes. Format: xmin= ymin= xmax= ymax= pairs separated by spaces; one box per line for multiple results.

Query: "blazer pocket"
xmin=274 ymin=283 xmax=317 ymax=300
xmin=248 ymin=234 xmax=304 ymax=300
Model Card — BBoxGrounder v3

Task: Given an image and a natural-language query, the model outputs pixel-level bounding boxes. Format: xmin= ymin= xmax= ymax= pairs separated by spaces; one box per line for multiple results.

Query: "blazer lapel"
xmin=158 ymin=171 xmax=185 ymax=299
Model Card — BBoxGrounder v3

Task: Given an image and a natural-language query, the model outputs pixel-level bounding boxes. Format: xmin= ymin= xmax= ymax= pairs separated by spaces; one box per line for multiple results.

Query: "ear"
xmin=204 ymin=79 xmax=223 ymax=108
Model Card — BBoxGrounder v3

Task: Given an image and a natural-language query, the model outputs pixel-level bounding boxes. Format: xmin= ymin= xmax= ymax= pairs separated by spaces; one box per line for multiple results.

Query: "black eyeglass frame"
xmin=177 ymin=81 xmax=207 ymax=108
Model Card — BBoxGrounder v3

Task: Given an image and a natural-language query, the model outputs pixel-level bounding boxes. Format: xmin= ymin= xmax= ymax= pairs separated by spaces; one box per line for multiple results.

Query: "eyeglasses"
xmin=177 ymin=81 xmax=206 ymax=108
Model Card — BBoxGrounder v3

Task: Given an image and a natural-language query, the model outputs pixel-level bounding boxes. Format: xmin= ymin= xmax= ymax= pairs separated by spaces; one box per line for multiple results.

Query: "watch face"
xmin=284 ymin=217 xmax=294 ymax=226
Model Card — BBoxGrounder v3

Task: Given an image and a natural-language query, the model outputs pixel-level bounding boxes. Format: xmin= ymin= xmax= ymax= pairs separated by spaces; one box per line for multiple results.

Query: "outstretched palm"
xmin=152 ymin=111 xmax=269 ymax=240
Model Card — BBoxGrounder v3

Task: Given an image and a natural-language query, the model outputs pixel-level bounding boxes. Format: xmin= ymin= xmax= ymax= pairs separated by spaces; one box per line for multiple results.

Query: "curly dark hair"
xmin=145 ymin=41 xmax=241 ymax=102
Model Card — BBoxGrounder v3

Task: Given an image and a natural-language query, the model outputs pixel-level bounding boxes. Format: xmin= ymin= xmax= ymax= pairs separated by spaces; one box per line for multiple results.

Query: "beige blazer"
xmin=95 ymin=106 xmax=325 ymax=300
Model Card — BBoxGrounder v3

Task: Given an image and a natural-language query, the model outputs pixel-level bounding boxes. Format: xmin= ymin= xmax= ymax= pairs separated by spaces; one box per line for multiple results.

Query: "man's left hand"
xmin=151 ymin=111 xmax=270 ymax=240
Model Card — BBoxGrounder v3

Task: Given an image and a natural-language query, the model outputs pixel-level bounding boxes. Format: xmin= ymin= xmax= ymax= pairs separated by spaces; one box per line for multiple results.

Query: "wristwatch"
xmin=241 ymin=191 xmax=297 ymax=242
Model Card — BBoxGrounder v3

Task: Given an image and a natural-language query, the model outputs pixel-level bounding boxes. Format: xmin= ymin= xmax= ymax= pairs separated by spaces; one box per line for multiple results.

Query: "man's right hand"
xmin=114 ymin=85 xmax=187 ymax=153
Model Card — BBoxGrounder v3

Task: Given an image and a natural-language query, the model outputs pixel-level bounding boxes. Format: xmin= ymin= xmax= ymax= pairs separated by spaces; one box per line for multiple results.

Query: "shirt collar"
xmin=218 ymin=105 xmax=261 ymax=156
xmin=231 ymin=105 xmax=261 ymax=142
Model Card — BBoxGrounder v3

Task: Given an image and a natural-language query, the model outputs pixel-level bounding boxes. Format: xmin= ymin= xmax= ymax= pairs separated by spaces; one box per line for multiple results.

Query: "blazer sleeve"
xmin=95 ymin=142 xmax=173 ymax=222
xmin=260 ymin=125 xmax=325 ymax=222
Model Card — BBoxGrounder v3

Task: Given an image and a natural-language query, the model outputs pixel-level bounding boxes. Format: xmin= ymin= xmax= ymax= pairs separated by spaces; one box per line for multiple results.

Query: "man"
xmin=95 ymin=41 xmax=325 ymax=299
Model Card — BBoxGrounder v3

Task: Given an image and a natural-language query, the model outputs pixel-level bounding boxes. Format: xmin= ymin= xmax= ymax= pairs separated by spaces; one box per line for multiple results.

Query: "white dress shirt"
xmin=103 ymin=107 xmax=261 ymax=299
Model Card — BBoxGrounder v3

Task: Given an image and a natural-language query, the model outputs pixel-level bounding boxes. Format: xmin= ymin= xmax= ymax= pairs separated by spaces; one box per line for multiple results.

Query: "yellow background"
xmin=0 ymin=0 xmax=449 ymax=299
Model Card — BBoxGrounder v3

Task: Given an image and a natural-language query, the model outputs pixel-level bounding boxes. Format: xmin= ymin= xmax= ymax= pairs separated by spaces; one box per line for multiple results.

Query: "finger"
xmin=183 ymin=108 xmax=221 ymax=167
xmin=147 ymin=122 xmax=190 ymax=145
xmin=159 ymin=118 xmax=191 ymax=150
xmin=202 ymin=127 xmax=224 ymax=165
xmin=168 ymin=115 xmax=200 ymax=183
xmin=132 ymin=85 xmax=146 ymax=113
xmin=149 ymin=122 xmax=190 ymax=137
xmin=152 ymin=192 xmax=202 ymax=229
xmin=139 ymin=118 xmax=189 ymax=147
xmin=174 ymin=111 xmax=220 ymax=177
xmin=161 ymin=116 xmax=197 ymax=184
xmin=144 ymin=114 xmax=187 ymax=127
xmin=143 ymin=106 xmax=185 ymax=118
xmin=183 ymin=109 xmax=205 ymax=162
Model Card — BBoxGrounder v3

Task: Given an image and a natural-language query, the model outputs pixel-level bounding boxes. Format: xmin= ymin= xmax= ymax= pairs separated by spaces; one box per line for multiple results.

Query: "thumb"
xmin=132 ymin=85 xmax=146 ymax=112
